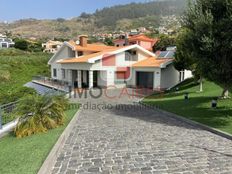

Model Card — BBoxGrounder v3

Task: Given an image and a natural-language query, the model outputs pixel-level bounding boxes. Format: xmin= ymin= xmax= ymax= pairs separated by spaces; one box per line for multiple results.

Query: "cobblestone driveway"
xmin=52 ymin=89 xmax=232 ymax=174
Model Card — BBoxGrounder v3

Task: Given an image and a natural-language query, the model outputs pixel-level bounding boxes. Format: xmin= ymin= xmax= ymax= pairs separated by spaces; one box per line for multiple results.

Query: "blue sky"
xmin=0 ymin=0 xmax=148 ymax=21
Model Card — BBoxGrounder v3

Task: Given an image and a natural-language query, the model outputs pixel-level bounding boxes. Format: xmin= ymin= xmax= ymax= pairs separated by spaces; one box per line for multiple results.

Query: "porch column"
xmin=68 ymin=70 xmax=72 ymax=86
xmin=77 ymin=70 xmax=82 ymax=88
xmin=154 ymin=70 xmax=161 ymax=91
xmin=89 ymin=70 xmax=94 ymax=89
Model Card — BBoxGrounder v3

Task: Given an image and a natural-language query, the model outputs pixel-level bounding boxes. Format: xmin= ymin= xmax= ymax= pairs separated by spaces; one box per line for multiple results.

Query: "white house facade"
xmin=0 ymin=36 xmax=15 ymax=48
xmin=48 ymin=35 xmax=190 ymax=91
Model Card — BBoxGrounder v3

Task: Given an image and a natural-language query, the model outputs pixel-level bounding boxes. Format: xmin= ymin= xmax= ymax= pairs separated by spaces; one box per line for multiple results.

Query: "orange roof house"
xmin=114 ymin=34 xmax=159 ymax=52
xmin=46 ymin=35 xmax=191 ymax=91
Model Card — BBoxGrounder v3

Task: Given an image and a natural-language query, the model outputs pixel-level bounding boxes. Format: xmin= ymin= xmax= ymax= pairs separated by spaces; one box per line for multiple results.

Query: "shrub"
xmin=14 ymin=39 xmax=29 ymax=51
xmin=14 ymin=94 xmax=69 ymax=138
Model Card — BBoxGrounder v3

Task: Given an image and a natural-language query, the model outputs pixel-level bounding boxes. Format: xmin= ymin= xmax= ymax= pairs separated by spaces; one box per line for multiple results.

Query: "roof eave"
xmin=160 ymin=60 xmax=174 ymax=68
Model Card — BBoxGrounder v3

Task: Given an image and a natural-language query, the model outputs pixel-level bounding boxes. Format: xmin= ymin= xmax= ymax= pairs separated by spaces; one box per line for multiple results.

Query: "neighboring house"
xmin=42 ymin=40 xmax=63 ymax=53
xmin=114 ymin=34 xmax=159 ymax=52
xmin=0 ymin=35 xmax=15 ymax=48
xmin=48 ymin=35 xmax=183 ymax=91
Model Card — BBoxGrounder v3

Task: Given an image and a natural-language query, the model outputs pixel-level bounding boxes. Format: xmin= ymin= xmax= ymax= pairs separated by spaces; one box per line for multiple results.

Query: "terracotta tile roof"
xmin=132 ymin=57 xmax=173 ymax=68
xmin=129 ymin=34 xmax=159 ymax=43
xmin=58 ymin=47 xmax=121 ymax=64
xmin=58 ymin=52 xmax=103 ymax=63
xmin=68 ymin=40 xmax=116 ymax=52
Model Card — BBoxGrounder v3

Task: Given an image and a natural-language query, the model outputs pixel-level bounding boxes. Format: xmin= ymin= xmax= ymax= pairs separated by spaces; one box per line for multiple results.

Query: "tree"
xmin=14 ymin=94 xmax=68 ymax=138
xmin=104 ymin=37 xmax=114 ymax=46
xmin=174 ymin=29 xmax=204 ymax=92
xmin=4 ymin=30 xmax=12 ymax=38
xmin=56 ymin=18 xmax=66 ymax=22
xmin=153 ymin=35 xmax=176 ymax=52
xmin=80 ymin=12 xmax=91 ymax=18
xmin=14 ymin=39 xmax=28 ymax=51
xmin=28 ymin=41 xmax=43 ymax=52
xmin=179 ymin=0 xmax=232 ymax=98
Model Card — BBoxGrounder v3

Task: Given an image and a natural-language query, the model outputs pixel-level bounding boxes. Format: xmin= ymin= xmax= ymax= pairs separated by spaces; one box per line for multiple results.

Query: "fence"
xmin=0 ymin=101 xmax=18 ymax=129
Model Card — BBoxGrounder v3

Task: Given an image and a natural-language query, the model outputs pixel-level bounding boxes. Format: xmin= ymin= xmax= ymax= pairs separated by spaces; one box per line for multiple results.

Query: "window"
xmin=78 ymin=51 xmax=83 ymax=57
xmin=125 ymin=50 xmax=138 ymax=61
xmin=53 ymin=68 xmax=57 ymax=77
xmin=61 ymin=69 xmax=65 ymax=79
xmin=68 ymin=48 xmax=75 ymax=57
xmin=1 ymin=43 xmax=7 ymax=48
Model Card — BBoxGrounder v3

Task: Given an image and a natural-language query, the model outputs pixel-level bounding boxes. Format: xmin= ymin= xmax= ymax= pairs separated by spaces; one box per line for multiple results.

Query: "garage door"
xmin=136 ymin=72 xmax=154 ymax=89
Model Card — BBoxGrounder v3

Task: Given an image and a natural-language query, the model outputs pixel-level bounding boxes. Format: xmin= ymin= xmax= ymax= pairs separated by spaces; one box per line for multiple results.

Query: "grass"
xmin=0 ymin=48 xmax=51 ymax=104
xmin=144 ymin=79 xmax=232 ymax=134
xmin=0 ymin=104 xmax=78 ymax=174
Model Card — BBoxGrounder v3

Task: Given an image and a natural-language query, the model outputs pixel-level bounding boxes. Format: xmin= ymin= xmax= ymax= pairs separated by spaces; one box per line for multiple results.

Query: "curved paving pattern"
xmin=51 ymin=89 xmax=232 ymax=174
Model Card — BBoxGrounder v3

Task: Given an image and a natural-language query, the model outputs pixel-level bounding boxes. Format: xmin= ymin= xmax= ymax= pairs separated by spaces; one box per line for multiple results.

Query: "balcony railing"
xmin=32 ymin=76 xmax=70 ymax=92
xmin=0 ymin=101 xmax=18 ymax=129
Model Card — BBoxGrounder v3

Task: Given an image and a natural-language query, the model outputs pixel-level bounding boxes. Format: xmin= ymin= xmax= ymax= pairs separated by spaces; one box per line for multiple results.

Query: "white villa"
xmin=48 ymin=35 xmax=192 ymax=91
xmin=0 ymin=35 xmax=15 ymax=48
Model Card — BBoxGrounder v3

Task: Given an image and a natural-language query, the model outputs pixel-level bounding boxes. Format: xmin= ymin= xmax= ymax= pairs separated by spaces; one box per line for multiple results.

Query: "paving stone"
xmin=66 ymin=169 xmax=76 ymax=174
xmin=87 ymin=167 xmax=100 ymax=172
xmin=50 ymin=89 xmax=232 ymax=174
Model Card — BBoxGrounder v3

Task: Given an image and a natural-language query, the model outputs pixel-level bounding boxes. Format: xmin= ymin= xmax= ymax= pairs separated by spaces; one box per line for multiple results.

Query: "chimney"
xmin=125 ymin=33 xmax=129 ymax=46
xmin=79 ymin=35 xmax=88 ymax=47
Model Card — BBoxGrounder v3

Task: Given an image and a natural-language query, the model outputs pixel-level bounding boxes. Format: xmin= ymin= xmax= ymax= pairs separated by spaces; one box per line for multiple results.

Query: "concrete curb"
xmin=139 ymin=101 xmax=232 ymax=141
xmin=37 ymin=109 xmax=81 ymax=174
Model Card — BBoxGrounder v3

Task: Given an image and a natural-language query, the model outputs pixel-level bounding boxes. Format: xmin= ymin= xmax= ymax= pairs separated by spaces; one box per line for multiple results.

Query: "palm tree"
xmin=14 ymin=94 xmax=69 ymax=138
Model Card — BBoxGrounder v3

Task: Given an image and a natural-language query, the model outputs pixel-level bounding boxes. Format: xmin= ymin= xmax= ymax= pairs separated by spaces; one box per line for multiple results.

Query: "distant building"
xmin=42 ymin=40 xmax=63 ymax=53
xmin=0 ymin=35 xmax=15 ymax=48
xmin=166 ymin=46 xmax=177 ymax=51
xmin=114 ymin=34 xmax=159 ymax=52
xmin=137 ymin=27 xmax=147 ymax=33
xmin=130 ymin=29 xmax=140 ymax=36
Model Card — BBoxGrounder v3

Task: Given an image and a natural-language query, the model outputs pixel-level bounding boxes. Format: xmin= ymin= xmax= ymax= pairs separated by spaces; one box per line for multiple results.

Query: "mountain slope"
xmin=0 ymin=0 xmax=187 ymax=39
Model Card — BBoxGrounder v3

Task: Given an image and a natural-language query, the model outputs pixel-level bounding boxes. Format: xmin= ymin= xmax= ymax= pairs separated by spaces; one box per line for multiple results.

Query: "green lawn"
xmin=144 ymin=80 xmax=232 ymax=134
xmin=0 ymin=105 xmax=78 ymax=174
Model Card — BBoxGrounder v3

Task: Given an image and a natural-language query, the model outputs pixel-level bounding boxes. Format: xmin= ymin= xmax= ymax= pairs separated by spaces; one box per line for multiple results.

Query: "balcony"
xmin=32 ymin=76 xmax=70 ymax=92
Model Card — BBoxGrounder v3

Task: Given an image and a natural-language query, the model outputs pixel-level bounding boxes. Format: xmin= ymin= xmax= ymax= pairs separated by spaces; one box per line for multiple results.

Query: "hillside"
xmin=0 ymin=49 xmax=50 ymax=104
xmin=0 ymin=0 xmax=187 ymax=39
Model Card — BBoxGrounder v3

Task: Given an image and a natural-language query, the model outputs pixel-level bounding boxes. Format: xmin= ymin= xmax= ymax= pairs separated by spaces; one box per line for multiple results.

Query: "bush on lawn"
xmin=14 ymin=94 xmax=69 ymax=138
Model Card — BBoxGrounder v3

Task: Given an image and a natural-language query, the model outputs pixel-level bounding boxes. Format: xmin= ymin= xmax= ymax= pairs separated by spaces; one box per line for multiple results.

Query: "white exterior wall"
xmin=184 ymin=70 xmax=193 ymax=80
xmin=51 ymin=64 xmax=62 ymax=80
xmin=137 ymin=50 xmax=149 ymax=61
xmin=106 ymin=70 xmax=115 ymax=86
xmin=49 ymin=45 xmax=169 ymax=89
xmin=179 ymin=70 xmax=193 ymax=82
xmin=160 ymin=64 xmax=179 ymax=89
xmin=115 ymin=51 xmax=147 ymax=66
xmin=91 ymin=51 xmax=156 ymax=88
xmin=51 ymin=46 xmax=73 ymax=63
xmin=50 ymin=45 xmax=75 ymax=80
xmin=98 ymin=71 xmax=107 ymax=87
